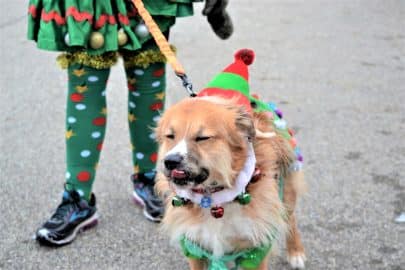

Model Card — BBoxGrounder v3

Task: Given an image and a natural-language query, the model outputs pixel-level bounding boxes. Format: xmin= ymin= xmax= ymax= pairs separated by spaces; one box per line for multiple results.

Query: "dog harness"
xmin=179 ymin=177 xmax=283 ymax=270
xmin=180 ymin=235 xmax=274 ymax=270
xmin=179 ymin=169 xmax=284 ymax=270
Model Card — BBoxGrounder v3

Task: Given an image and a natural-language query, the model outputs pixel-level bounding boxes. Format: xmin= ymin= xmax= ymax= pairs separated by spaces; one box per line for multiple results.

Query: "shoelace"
xmin=52 ymin=203 xmax=75 ymax=220
xmin=51 ymin=192 xmax=81 ymax=220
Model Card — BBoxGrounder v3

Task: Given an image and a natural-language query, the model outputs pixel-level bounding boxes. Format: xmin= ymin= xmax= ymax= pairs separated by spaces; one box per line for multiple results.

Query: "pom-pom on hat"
xmin=198 ymin=49 xmax=255 ymax=112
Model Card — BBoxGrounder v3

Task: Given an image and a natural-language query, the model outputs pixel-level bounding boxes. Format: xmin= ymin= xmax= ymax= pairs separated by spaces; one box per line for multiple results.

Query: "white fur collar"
xmin=172 ymin=143 xmax=256 ymax=206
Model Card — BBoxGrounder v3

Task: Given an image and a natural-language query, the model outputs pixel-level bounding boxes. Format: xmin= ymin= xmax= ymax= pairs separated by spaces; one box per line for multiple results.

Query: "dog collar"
xmin=172 ymin=142 xmax=256 ymax=217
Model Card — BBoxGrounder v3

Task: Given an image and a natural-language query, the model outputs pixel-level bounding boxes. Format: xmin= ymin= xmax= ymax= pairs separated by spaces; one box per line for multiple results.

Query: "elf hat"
xmin=198 ymin=49 xmax=255 ymax=112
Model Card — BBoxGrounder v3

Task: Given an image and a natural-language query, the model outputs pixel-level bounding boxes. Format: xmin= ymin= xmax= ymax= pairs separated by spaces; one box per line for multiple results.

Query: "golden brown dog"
xmin=155 ymin=95 xmax=306 ymax=270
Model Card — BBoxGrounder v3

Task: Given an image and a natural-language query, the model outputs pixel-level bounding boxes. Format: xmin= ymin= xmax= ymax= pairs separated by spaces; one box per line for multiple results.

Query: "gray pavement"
xmin=1 ymin=1 xmax=404 ymax=269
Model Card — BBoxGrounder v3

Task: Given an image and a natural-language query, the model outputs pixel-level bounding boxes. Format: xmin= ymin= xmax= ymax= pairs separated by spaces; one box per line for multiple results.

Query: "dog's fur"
xmin=155 ymin=96 xmax=306 ymax=270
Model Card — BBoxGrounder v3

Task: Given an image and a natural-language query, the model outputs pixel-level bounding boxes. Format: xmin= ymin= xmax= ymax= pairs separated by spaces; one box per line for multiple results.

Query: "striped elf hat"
xmin=198 ymin=48 xmax=268 ymax=112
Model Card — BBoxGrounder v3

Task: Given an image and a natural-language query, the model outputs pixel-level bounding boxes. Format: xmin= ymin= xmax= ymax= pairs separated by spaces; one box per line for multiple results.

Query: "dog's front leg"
xmin=188 ymin=258 xmax=207 ymax=270
xmin=284 ymin=171 xmax=306 ymax=269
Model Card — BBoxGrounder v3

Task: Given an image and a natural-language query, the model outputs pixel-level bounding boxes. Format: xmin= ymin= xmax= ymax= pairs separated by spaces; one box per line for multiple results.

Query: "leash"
xmin=131 ymin=0 xmax=196 ymax=97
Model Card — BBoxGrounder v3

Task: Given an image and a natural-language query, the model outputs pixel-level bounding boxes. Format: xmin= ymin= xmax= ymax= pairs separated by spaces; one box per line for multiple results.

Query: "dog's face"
xmin=156 ymin=97 xmax=255 ymax=190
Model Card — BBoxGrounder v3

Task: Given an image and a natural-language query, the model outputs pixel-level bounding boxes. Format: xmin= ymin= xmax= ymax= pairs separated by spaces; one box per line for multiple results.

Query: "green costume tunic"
xmin=27 ymin=0 xmax=200 ymax=200
xmin=27 ymin=0 xmax=199 ymax=55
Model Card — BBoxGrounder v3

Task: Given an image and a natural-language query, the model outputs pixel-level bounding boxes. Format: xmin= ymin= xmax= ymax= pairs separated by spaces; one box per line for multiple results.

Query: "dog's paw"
xmin=287 ymin=253 xmax=306 ymax=269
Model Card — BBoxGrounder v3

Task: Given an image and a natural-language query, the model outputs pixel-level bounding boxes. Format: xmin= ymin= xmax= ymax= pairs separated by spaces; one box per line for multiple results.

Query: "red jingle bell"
xmin=210 ymin=206 xmax=224 ymax=218
xmin=251 ymin=168 xmax=261 ymax=183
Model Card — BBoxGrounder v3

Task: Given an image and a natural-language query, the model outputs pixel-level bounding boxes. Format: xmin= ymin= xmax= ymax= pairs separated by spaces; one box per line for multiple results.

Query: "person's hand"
xmin=202 ymin=0 xmax=233 ymax=40
xmin=202 ymin=0 xmax=221 ymax=15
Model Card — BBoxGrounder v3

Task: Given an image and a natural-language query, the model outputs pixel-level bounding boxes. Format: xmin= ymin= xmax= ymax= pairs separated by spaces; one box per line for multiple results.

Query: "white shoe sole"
xmin=36 ymin=212 xmax=99 ymax=245
xmin=132 ymin=191 xmax=162 ymax=222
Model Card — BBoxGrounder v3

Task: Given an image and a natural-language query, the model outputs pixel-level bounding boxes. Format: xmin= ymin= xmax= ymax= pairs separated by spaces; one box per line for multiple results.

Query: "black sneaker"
xmin=35 ymin=190 xmax=98 ymax=246
xmin=131 ymin=172 xmax=164 ymax=222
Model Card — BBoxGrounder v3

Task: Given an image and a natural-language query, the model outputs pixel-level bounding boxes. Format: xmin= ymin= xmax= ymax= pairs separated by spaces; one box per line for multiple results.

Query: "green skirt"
xmin=27 ymin=0 xmax=200 ymax=55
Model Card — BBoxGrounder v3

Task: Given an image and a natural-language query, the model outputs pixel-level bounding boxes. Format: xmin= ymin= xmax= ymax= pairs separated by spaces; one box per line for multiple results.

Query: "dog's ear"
xmin=235 ymin=107 xmax=256 ymax=141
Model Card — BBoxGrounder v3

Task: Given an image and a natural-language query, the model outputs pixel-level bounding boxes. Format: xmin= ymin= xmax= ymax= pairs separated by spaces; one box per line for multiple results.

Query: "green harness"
xmin=180 ymin=235 xmax=272 ymax=270
xmin=179 ymin=176 xmax=284 ymax=270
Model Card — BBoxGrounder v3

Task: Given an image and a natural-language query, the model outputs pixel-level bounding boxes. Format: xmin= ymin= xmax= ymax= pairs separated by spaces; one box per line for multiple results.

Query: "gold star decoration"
xmin=75 ymin=85 xmax=88 ymax=93
xmin=101 ymin=107 xmax=107 ymax=115
xmin=133 ymin=165 xmax=140 ymax=174
xmin=128 ymin=113 xmax=137 ymax=122
xmin=128 ymin=77 xmax=137 ymax=85
xmin=155 ymin=92 xmax=165 ymax=100
xmin=131 ymin=143 xmax=135 ymax=151
xmin=94 ymin=163 xmax=98 ymax=170
xmin=72 ymin=69 xmax=86 ymax=77
xmin=65 ymin=129 xmax=75 ymax=139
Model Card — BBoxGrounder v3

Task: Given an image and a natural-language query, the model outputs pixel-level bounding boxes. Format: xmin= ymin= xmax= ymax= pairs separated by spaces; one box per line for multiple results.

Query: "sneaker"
xmin=131 ymin=172 xmax=164 ymax=222
xmin=35 ymin=190 xmax=98 ymax=246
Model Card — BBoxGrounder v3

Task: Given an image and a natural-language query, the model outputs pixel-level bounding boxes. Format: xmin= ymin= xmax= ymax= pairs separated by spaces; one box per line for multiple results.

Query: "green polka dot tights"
xmin=65 ymin=62 xmax=165 ymax=200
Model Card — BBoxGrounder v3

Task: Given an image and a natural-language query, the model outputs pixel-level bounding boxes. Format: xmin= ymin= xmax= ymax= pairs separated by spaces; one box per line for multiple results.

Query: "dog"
xmin=155 ymin=49 xmax=306 ymax=270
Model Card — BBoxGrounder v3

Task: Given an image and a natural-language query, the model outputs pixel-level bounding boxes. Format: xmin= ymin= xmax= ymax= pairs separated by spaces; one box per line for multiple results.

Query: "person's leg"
xmin=36 ymin=61 xmax=111 ymax=246
xmin=123 ymin=51 xmax=166 ymax=222
xmin=126 ymin=62 xmax=165 ymax=174
xmin=65 ymin=63 xmax=110 ymax=200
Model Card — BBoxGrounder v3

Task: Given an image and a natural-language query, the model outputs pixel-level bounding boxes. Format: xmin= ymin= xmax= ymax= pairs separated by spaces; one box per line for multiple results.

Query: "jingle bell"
xmin=200 ymin=196 xmax=212 ymax=208
xmin=237 ymin=192 xmax=251 ymax=205
xmin=118 ymin=29 xmax=128 ymax=46
xmin=251 ymin=168 xmax=261 ymax=183
xmin=135 ymin=23 xmax=149 ymax=38
xmin=210 ymin=206 xmax=224 ymax=218
xmin=64 ymin=33 xmax=70 ymax=46
xmin=90 ymin=32 xmax=104 ymax=49
xmin=172 ymin=195 xmax=185 ymax=207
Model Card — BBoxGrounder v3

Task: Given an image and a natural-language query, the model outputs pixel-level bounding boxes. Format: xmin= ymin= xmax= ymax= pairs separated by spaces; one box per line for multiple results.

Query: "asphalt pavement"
xmin=1 ymin=1 xmax=404 ymax=269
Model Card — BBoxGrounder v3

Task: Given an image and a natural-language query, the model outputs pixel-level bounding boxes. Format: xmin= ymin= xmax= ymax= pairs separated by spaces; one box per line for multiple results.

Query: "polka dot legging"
xmin=65 ymin=61 xmax=165 ymax=200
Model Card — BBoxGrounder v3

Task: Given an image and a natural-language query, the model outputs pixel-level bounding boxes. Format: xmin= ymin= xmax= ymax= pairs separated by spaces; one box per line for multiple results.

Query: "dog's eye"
xmin=166 ymin=134 xmax=175 ymax=140
xmin=195 ymin=136 xmax=211 ymax=142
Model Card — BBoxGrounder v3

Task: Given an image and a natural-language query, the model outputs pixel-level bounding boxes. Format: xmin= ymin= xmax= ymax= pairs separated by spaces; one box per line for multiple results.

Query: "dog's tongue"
xmin=171 ymin=169 xmax=187 ymax=179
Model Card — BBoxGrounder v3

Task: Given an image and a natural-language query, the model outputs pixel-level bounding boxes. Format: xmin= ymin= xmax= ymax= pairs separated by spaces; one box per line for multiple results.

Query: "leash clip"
xmin=176 ymin=73 xmax=197 ymax=97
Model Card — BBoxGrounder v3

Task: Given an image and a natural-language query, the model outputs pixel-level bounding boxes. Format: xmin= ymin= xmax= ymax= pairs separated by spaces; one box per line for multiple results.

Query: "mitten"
xmin=202 ymin=0 xmax=233 ymax=40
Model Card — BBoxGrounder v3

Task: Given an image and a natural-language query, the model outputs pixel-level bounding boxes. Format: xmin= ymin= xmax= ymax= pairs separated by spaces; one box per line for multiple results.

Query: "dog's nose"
xmin=164 ymin=154 xmax=183 ymax=170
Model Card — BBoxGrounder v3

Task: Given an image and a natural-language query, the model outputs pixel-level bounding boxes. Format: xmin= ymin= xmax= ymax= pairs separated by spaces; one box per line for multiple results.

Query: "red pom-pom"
xmin=234 ymin=49 xmax=255 ymax=65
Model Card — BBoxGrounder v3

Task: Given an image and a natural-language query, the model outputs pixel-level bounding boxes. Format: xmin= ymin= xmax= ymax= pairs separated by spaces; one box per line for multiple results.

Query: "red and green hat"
xmin=198 ymin=49 xmax=254 ymax=112
xmin=198 ymin=49 xmax=269 ymax=113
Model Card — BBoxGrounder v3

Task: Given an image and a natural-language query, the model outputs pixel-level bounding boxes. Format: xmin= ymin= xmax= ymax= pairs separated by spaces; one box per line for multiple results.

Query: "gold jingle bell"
xmin=89 ymin=32 xmax=104 ymax=49
xmin=118 ymin=29 xmax=128 ymax=46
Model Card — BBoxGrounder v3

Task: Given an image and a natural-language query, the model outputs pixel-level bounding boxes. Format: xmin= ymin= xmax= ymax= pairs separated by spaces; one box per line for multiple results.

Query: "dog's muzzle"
xmin=164 ymin=154 xmax=209 ymax=186
xmin=164 ymin=153 xmax=183 ymax=170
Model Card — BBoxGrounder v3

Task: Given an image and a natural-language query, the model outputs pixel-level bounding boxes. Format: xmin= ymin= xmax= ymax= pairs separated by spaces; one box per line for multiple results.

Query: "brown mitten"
xmin=202 ymin=0 xmax=233 ymax=40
